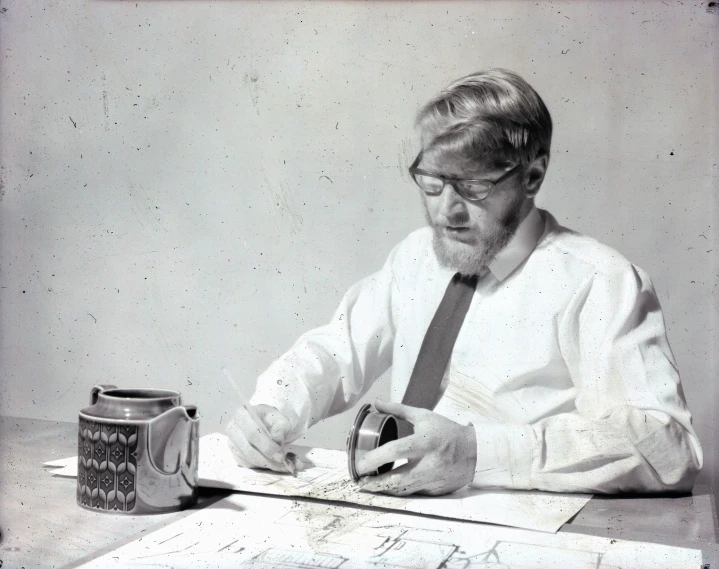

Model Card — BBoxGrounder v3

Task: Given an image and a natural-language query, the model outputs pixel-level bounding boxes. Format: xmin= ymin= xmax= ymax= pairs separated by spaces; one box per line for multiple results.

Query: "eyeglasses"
xmin=409 ymin=153 xmax=521 ymax=202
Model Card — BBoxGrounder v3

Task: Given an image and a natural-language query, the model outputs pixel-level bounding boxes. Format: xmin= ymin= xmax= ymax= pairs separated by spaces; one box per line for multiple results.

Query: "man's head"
xmin=413 ymin=69 xmax=552 ymax=276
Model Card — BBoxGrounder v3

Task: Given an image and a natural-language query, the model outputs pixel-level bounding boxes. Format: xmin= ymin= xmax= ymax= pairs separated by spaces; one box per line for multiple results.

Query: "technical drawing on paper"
xmin=246 ymin=549 xmax=347 ymax=569
xmin=198 ymin=432 xmax=593 ymax=533
xmin=442 ymin=541 xmax=609 ymax=569
xmin=73 ymin=492 xmax=700 ymax=569
xmin=43 ymin=432 xmax=593 ymax=533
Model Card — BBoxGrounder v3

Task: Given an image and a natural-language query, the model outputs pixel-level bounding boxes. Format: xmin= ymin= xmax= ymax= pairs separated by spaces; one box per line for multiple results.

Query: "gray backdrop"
xmin=1 ymin=0 xmax=717 ymax=501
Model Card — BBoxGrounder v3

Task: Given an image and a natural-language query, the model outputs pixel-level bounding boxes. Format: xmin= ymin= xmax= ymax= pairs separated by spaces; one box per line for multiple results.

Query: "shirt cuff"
xmin=469 ymin=423 xmax=535 ymax=489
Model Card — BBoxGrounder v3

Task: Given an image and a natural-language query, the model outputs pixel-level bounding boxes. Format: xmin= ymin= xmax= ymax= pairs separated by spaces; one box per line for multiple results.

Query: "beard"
xmin=426 ymin=191 xmax=525 ymax=277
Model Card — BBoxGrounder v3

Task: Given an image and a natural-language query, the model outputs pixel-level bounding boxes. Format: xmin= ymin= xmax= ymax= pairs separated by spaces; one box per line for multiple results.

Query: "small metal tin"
xmin=346 ymin=403 xmax=398 ymax=482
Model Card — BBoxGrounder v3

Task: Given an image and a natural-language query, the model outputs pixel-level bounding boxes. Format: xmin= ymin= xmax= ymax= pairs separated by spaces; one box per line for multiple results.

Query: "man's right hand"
xmin=226 ymin=404 xmax=292 ymax=471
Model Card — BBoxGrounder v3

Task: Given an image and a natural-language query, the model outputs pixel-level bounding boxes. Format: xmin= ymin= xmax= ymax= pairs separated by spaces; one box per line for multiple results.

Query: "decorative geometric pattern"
xmin=77 ymin=418 xmax=138 ymax=512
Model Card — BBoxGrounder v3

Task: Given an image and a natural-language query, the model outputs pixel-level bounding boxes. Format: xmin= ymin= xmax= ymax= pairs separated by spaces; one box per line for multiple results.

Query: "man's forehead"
xmin=420 ymin=145 xmax=498 ymax=176
xmin=417 ymin=125 xmax=503 ymax=173
xmin=418 ymin=125 xmax=440 ymax=150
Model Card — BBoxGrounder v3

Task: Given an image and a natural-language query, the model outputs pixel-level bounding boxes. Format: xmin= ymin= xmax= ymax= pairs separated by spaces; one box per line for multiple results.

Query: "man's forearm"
xmin=469 ymin=410 xmax=701 ymax=493
xmin=250 ymin=250 xmax=399 ymax=441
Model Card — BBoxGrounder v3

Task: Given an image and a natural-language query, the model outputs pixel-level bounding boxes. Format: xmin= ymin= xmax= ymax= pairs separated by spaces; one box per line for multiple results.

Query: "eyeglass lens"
xmin=414 ymin=173 xmax=492 ymax=200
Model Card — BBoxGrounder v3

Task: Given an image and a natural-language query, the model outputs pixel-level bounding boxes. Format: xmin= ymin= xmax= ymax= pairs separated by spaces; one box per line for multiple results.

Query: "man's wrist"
xmin=469 ymin=422 xmax=534 ymax=489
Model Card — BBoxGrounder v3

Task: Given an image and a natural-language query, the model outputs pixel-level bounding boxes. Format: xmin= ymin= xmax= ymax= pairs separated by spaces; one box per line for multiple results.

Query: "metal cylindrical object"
xmin=346 ymin=403 xmax=398 ymax=482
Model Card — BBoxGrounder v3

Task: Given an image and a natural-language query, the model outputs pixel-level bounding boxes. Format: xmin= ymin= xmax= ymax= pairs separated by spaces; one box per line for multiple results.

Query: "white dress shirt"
xmin=251 ymin=207 xmax=702 ymax=493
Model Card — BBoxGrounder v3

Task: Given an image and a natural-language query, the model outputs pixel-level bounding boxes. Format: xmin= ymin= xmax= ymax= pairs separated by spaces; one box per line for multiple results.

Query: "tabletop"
xmin=1 ymin=416 xmax=717 ymax=569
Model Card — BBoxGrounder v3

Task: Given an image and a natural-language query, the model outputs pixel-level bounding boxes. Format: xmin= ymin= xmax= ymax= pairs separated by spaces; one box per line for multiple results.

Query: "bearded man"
xmin=227 ymin=69 xmax=702 ymax=496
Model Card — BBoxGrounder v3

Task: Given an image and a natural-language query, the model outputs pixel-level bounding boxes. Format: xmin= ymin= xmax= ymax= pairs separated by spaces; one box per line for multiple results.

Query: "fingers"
xmin=226 ymin=426 xmax=289 ymax=472
xmin=356 ymin=400 xmax=438 ymax=475
xmin=257 ymin=406 xmax=292 ymax=445
xmin=242 ymin=405 xmax=286 ymax=458
xmin=358 ymin=462 xmax=468 ymax=497
xmin=355 ymin=437 xmax=423 ymax=476
xmin=373 ymin=399 xmax=426 ymax=424
xmin=285 ymin=452 xmax=304 ymax=473
xmin=226 ymin=406 xmax=287 ymax=467
xmin=358 ymin=463 xmax=424 ymax=497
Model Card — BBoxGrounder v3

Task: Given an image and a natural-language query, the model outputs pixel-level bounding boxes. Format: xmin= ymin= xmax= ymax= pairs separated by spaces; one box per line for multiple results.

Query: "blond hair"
xmin=416 ymin=69 xmax=552 ymax=167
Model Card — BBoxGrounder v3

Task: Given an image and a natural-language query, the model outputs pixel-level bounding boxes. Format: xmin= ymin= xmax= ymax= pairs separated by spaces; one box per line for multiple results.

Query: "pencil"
xmin=222 ymin=368 xmax=297 ymax=476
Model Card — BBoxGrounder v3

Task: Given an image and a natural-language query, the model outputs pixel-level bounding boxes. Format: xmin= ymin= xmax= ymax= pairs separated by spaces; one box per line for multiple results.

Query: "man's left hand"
xmin=355 ymin=399 xmax=477 ymax=496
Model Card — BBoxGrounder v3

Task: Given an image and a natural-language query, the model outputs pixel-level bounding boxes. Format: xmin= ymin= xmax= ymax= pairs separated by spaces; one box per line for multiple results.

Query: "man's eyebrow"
xmin=422 ymin=169 xmax=500 ymax=181
xmin=455 ymin=166 xmax=504 ymax=179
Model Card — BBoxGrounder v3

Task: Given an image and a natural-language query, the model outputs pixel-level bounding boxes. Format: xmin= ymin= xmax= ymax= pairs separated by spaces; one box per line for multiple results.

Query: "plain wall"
xmin=1 ymin=1 xmax=717 ymax=497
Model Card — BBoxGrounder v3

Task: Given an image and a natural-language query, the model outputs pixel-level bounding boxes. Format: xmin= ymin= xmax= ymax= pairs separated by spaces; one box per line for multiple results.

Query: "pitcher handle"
xmin=183 ymin=406 xmax=199 ymax=467
xmin=90 ymin=384 xmax=117 ymax=405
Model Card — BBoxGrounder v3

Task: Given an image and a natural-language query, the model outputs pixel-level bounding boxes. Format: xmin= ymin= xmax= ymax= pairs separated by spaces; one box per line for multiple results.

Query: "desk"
xmin=1 ymin=417 xmax=717 ymax=569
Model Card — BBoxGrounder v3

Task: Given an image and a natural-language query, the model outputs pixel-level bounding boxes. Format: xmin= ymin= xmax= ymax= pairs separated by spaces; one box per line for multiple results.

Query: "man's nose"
xmin=437 ymin=183 xmax=467 ymax=219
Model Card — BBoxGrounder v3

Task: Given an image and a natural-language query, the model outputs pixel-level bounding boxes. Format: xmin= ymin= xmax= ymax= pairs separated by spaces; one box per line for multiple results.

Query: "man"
xmin=227 ymin=69 xmax=702 ymax=496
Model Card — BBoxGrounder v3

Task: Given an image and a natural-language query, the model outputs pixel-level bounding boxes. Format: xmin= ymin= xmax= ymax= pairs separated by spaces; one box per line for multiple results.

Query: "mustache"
xmin=429 ymin=202 xmax=523 ymax=231
xmin=420 ymin=189 xmax=525 ymax=232
xmin=423 ymin=207 xmax=470 ymax=228
xmin=439 ymin=212 xmax=470 ymax=227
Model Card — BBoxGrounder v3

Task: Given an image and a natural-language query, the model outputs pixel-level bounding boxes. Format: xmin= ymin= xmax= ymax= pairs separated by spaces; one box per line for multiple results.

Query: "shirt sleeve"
xmin=249 ymin=245 xmax=399 ymax=443
xmin=469 ymin=264 xmax=703 ymax=493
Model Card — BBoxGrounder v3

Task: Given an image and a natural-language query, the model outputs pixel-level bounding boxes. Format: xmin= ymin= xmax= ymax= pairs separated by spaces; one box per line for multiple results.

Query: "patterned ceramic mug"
xmin=77 ymin=385 xmax=199 ymax=514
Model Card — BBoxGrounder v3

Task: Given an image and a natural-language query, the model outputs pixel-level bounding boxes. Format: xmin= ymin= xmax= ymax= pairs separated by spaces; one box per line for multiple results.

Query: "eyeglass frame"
xmin=408 ymin=151 xmax=522 ymax=202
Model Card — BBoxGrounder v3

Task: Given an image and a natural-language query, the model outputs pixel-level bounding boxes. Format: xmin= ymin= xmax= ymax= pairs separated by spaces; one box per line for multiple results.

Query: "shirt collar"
xmin=488 ymin=206 xmax=545 ymax=282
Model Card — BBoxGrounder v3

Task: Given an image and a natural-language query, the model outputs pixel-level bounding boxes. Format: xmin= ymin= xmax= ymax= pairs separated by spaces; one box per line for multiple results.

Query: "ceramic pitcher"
xmin=77 ymin=385 xmax=199 ymax=514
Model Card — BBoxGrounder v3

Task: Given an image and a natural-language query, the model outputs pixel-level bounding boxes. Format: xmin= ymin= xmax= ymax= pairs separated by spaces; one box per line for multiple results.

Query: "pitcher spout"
xmin=148 ymin=405 xmax=199 ymax=475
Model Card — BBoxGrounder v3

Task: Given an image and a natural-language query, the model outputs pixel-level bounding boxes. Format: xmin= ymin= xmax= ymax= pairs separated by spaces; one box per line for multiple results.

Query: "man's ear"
xmin=523 ymin=152 xmax=549 ymax=198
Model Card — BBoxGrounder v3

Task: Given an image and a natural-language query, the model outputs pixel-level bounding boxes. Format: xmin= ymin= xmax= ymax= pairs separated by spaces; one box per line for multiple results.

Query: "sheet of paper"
xmin=43 ymin=456 xmax=74 ymax=467
xmin=72 ymin=491 xmax=702 ymax=569
xmin=46 ymin=432 xmax=591 ymax=533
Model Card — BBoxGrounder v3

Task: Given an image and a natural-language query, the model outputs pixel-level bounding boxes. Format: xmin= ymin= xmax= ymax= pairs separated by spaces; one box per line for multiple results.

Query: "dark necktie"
xmin=401 ymin=272 xmax=479 ymax=411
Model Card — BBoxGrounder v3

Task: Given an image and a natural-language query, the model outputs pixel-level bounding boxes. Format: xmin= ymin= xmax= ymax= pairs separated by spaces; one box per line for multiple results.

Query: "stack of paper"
xmin=45 ymin=432 xmax=592 ymax=533
xmin=70 ymin=491 xmax=703 ymax=569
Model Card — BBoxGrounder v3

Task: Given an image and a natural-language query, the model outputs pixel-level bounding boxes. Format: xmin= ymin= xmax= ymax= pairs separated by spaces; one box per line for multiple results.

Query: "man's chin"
xmin=433 ymin=232 xmax=490 ymax=275
xmin=436 ymin=234 xmax=478 ymax=256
